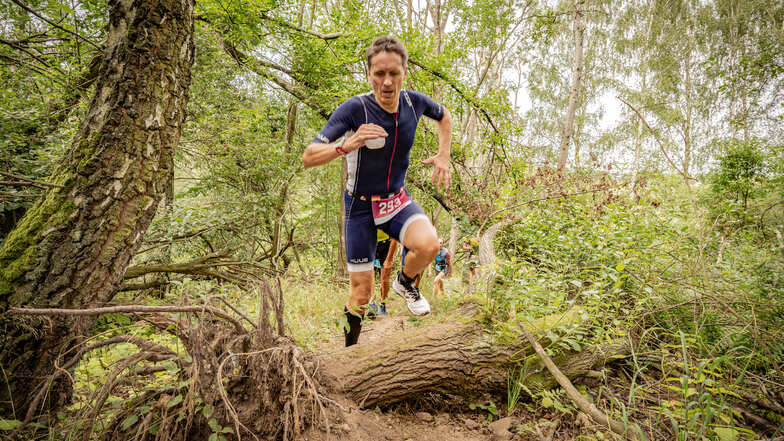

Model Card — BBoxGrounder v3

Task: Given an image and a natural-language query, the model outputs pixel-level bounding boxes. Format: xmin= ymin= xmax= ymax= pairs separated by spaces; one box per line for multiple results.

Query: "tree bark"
xmin=324 ymin=309 xmax=631 ymax=408
xmin=630 ymin=0 xmax=654 ymax=197
xmin=557 ymin=0 xmax=584 ymax=171
xmin=271 ymin=102 xmax=298 ymax=270
xmin=0 ymin=0 xmax=194 ymax=416
xmin=337 ymin=160 xmax=348 ymax=277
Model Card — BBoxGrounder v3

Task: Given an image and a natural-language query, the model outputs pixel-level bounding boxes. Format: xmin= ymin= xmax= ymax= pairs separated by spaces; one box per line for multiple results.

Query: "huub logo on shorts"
xmin=350 ymin=258 xmax=369 ymax=264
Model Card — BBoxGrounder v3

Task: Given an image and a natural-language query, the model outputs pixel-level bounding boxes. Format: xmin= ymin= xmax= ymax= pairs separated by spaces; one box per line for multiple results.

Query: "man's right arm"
xmin=301 ymin=123 xmax=389 ymax=168
xmin=301 ymin=141 xmax=345 ymax=168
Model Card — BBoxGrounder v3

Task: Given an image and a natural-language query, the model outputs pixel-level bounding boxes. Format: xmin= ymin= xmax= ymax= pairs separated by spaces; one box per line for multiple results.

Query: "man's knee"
xmin=422 ymin=235 xmax=440 ymax=260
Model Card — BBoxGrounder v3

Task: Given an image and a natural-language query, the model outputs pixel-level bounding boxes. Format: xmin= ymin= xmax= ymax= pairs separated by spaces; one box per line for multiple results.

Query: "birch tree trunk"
xmin=630 ymin=0 xmax=654 ymax=197
xmin=337 ymin=160 xmax=348 ymax=277
xmin=0 ymin=0 xmax=194 ymax=416
xmin=272 ymin=102 xmax=298 ymax=270
xmin=557 ymin=0 xmax=584 ymax=171
xmin=448 ymin=216 xmax=458 ymax=260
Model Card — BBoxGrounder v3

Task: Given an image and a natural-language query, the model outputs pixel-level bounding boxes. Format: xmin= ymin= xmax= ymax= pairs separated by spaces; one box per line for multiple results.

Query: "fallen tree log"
xmin=324 ymin=307 xmax=631 ymax=408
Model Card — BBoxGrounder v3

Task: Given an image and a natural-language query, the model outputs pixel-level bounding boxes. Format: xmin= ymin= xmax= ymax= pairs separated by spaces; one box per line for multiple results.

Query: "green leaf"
xmin=121 ymin=414 xmax=139 ymax=431
xmin=616 ymin=263 xmax=625 ymax=272
xmin=540 ymin=397 xmax=553 ymax=408
xmin=202 ymin=404 xmax=215 ymax=418
xmin=221 ymin=426 xmax=234 ymax=434
xmin=208 ymin=418 xmax=221 ymax=432
xmin=0 ymin=419 xmax=21 ymax=431
xmin=208 ymin=433 xmax=218 ymax=441
xmin=714 ymin=427 xmax=739 ymax=441
xmin=487 ymin=401 xmax=498 ymax=416
xmin=167 ymin=394 xmax=183 ymax=408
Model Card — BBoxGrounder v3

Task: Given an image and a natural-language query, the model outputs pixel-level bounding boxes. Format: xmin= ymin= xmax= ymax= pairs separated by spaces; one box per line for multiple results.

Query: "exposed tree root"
xmin=14 ymin=278 xmax=339 ymax=441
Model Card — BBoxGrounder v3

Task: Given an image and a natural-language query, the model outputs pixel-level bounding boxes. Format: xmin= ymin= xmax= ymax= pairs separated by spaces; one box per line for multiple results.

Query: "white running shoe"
xmin=392 ymin=274 xmax=430 ymax=316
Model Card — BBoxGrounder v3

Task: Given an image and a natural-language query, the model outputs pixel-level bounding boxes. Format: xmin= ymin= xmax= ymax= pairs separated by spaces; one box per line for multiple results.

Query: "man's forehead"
xmin=369 ymin=51 xmax=404 ymax=70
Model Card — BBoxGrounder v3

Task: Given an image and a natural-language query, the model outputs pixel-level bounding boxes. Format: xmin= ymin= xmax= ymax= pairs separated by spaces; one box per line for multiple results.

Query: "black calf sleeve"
xmin=398 ymin=270 xmax=416 ymax=285
xmin=344 ymin=307 xmax=362 ymax=347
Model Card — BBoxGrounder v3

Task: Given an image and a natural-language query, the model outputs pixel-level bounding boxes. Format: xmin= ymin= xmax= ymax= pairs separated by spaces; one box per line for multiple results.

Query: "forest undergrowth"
xmin=4 ymin=167 xmax=782 ymax=441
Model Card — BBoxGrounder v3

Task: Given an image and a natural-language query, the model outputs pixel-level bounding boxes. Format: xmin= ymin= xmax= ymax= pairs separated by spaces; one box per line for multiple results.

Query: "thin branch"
xmin=6 ymin=305 xmax=247 ymax=334
xmin=9 ymin=0 xmax=101 ymax=50
xmin=0 ymin=170 xmax=63 ymax=188
xmin=0 ymin=191 xmax=41 ymax=199
xmin=220 ymin=39 xmax=332 ymax=119
xmin=0 ymin=37 xmax=67 ymax=76
xmin=618 ymin=96 xmax=685 ymax=177
xmin=118 ymin=279 xmax=172 ymax=292
xmin=409 ymin=58 xmax=499 ymax=134
xmin=0 ymin=53 xmax=52 ymax=78
xmin=517 ymin=322 xmax=648 ymax=441
xmin=143 ymin=227 xmax=216 ymax=245
xmin=260 ymin=12 xmax=342 ymax=40
xmin=407 ymin=174 xmax=453 ymax=213
xmin=478 ymin=182 xmax=628 ymax=234
xmin=209 ymin=296 xmax=258 ymax=330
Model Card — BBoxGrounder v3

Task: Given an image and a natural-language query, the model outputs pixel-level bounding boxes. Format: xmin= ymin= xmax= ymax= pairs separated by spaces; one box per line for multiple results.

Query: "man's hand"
xmin=345 ymin=124 xmax=387 ymax=152
xmin=422 ymin=153 xmax=451 ymax=190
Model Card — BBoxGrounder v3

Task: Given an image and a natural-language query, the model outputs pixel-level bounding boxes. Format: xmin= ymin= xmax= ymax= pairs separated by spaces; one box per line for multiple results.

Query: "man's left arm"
xmin=421 ymin=108 xmax=452 ymax=190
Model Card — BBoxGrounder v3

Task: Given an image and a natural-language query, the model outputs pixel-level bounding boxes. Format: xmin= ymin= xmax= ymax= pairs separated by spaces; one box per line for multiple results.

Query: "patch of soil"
xmin=303 ymin=408 xmax=490 ymax=441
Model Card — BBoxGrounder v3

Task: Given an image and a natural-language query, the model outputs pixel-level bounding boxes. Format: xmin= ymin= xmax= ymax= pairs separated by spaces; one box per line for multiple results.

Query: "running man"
xmin=301 ymin=36 xmax=452 ymax=347
xmin=431 ymin=238 xmax=452 ymax=297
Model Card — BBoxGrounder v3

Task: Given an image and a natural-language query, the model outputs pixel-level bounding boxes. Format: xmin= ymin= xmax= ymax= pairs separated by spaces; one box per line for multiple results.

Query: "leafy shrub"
xmin=706 ymin=138 xmax=775 ymax=229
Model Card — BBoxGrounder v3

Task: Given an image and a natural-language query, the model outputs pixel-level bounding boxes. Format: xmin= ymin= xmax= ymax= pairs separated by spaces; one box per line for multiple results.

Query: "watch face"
xmin=365 ymin=137 xmax=385 ymax=149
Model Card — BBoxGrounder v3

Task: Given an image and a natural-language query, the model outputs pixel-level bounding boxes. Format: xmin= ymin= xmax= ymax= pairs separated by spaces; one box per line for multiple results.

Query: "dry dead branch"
xmin=517 ymin=321 xmax=648 ymax=441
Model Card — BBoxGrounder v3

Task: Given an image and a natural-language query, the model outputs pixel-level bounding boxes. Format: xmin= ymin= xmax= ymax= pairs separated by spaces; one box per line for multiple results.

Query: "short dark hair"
xmin=366 ymin=36 xmax=408 ymax=69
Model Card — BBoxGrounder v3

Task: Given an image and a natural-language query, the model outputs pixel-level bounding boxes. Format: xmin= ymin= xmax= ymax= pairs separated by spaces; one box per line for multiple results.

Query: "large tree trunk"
xmin=324 ymin=308 xmax=630 ymax=408
xmin=557 ymin=0 xmax=584 ymax=171
xmin=0 ymin=0 xmax=194 ymax=416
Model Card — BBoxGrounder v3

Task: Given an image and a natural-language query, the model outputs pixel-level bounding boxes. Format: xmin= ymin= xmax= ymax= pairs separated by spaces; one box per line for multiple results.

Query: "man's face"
xmin=368 ymin=50 xmax=406 ymax=112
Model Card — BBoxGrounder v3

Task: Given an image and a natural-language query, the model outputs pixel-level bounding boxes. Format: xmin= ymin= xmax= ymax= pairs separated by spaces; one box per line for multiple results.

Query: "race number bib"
xmin=371 ymin=191 xmax=411 ymax=225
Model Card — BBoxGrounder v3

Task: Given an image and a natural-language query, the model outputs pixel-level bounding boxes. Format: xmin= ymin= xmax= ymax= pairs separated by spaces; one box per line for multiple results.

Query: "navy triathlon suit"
xmin=313 ymin=90 xmax=445 ymax=272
